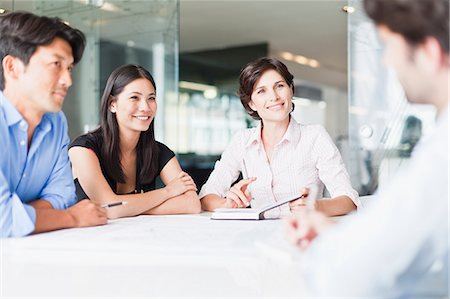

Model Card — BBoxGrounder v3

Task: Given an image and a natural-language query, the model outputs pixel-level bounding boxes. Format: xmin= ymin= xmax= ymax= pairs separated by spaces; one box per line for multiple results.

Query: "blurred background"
xmin=0 ymin=0 xmax=437 ymax=196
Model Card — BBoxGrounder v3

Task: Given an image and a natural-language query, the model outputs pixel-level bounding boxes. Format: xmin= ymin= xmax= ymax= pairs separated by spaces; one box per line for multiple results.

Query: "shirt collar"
xmin=0 ymin=90 xmax=23 ymax=127
xmin=245 ymin=122 xmax=263 ymax=148
xmin=280 ymin=117 xmax=301 ymax=145
xmin=244 ymin=117 xmax=302 ymax=148
xmin=0 ymin=90 xmax=52 ymax=133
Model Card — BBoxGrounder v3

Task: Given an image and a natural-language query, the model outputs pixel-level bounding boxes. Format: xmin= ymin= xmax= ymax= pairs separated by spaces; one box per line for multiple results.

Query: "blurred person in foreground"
xmin=286 ymin=0 xmax=449 ymax=297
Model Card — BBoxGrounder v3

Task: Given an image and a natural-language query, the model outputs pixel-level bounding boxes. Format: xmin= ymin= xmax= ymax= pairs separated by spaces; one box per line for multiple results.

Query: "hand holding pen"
xmin=288 ymin=188 xmax=310 ymax=213
xmin=285 ymin=186 xmax=333 ymax=250
xmin=101 ymin=201 xmax=128 ymax=208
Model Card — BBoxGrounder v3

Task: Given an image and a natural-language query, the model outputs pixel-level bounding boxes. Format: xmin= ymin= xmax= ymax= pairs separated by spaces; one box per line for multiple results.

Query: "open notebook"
xmin=211 ymin=185 xmax=318 ymax=220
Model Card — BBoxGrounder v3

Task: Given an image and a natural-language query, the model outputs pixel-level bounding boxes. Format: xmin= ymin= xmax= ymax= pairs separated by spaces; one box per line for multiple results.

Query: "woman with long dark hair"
xmin=69 ymin=64 xmax=200 ymax=218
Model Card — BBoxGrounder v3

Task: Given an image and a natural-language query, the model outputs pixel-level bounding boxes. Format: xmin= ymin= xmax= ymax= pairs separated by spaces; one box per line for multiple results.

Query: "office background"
xmin=0 ymin=0 xmax=436 ymax=196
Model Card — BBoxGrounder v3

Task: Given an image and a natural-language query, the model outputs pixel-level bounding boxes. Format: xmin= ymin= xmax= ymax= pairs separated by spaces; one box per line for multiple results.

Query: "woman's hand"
xmin=164 ymin=171 xmax=197 ymax=198
xmin=224 ymin=177 xmax=256 ymax=208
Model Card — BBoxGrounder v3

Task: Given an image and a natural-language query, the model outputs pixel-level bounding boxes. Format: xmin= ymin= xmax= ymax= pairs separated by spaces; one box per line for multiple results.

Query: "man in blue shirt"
xmin=0 ymin=11 xmax=107 ymax=237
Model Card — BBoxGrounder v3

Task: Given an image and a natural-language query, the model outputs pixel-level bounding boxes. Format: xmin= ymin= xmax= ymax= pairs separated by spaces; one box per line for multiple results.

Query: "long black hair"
xmin=94 ymin=64 xmax=159 ymax=187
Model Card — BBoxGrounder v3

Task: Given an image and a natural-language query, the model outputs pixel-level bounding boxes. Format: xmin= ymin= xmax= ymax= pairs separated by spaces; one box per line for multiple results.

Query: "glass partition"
xmin=347 ymin=0 xmax=436 ymax=195
xmin=1 ymin=0 xmax=179 ymax=141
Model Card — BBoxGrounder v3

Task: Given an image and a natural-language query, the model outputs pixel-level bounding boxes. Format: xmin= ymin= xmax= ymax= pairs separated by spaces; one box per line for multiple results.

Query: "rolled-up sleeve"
xmin=313 ymin=126 xmax=360 ymax=208
xmin=199 ymin=132 xmax=243 ymax=199
xmin=0 ymin=170 xmax=36 ymax=237
xmin=38 ymin=117 xmax=77 ymax=209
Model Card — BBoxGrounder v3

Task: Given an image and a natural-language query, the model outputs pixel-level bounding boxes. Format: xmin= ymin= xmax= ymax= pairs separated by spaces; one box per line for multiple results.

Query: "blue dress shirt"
xmin=0 ymin=91 xmax=77 ymax=237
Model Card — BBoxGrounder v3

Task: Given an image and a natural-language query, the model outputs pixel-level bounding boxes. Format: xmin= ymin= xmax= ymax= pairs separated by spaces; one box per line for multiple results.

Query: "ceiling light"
xmin=126 ymin=40 xmax=135 ymax=47
xmin=203 ymin=89 xmax=217 ymax=99
xmin=279 ymin=51 xmax=320 ymax=69
xmin=280 ymin=51 xmax=294 ymax=60
xmin=342 ymin=5 xmax=355 ymax=14
xmin=179 ymin=81 xmax=218 ymax=99
xmin=101 ymin=2 xmax=121 ymax=12
xmin=0 ymin=8 xmax=6 ymax=14
xmin=294 ymin=55 xmax=308 ymax=65
xmin=179 ymin=81 xmax=216 ymax=92
xmin=308 ymin=59 xmax=320 ymax=68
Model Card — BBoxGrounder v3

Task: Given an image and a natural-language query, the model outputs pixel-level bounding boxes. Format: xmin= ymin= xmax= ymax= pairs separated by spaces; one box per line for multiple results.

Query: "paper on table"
xmin=5 ymin=215 xmax=279 ymax=258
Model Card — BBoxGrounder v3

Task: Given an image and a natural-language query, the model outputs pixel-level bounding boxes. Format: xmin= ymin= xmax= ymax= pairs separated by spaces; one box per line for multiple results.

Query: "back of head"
xmin=0 ymin=11 xmax=86 ymax=90
xmin=364 ymin=0 xmax=449 ymax=54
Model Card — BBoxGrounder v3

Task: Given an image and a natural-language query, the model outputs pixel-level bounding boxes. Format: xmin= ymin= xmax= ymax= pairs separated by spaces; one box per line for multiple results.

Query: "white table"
xmin=1 ymin=213 xmax=308 ymax=298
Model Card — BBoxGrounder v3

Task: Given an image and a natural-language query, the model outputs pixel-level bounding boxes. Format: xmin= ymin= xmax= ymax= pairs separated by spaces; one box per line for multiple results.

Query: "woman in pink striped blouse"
xmin=199 ymin=58 xmax=359 ymax=216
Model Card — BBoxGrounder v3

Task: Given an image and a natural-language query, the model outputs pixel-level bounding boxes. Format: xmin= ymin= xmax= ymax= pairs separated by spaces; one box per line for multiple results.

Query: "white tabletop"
xmin=1 ymin=213 xmax=308 ymax=298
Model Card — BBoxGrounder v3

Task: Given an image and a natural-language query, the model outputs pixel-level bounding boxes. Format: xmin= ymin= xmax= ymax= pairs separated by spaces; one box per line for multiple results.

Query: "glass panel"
xmin=347 ymin=0 xmax=436 ymax=195
xmin=0 ymin=1 xmax=12 ymax=12
xmin=7 ymin=0 xmax=179 ymax=141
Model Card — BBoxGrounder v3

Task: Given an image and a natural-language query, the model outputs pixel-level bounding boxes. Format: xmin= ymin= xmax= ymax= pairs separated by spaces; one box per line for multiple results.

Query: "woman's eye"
xmin=130 ymin=96 xmax=138 ymax=100
xmin=257 ymin=89 xmax=264 ymax=94
xmin=52 ymin=61 xmax=61 ymax=67
xmin=148 ymin=97 xmax=156 ymax=101
xmin=277 ymin=83 xmax=285 ymax=88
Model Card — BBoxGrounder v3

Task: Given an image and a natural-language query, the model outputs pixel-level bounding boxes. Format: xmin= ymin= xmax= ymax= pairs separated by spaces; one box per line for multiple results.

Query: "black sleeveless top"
xmin=69 ymin=132 xmax=175 ymax=200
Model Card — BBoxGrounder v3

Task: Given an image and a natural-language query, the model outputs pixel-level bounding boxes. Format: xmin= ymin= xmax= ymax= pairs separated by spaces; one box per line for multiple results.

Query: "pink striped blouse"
xmin=199 ymin=118 xmax=359 ymax=216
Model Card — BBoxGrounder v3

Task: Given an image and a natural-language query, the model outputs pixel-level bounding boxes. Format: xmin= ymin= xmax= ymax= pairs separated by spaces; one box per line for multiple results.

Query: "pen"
xmin=101 ymin=201 xmax=128 ymax=208
xmin=293 ymin=194 xmax=306 ymax=205
xmin=241 ymin=159 xmax=253 ymax=207
xmin=241 ymin=159 xmax=249 ymax=180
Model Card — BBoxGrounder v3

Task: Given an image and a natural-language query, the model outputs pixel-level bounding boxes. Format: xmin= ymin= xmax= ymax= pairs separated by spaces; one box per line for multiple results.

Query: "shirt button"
xmin=20 ymin=120 xmax=26 ymax=128
xmin=20 ymin=140 xmax=26 ymax=146
xmin=22 ymin=173 xmax=26 ymax=178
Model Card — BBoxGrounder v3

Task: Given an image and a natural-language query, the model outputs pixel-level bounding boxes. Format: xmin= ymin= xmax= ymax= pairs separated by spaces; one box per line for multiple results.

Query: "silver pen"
xmin=101 ymin=201 xmax=128 ymax=208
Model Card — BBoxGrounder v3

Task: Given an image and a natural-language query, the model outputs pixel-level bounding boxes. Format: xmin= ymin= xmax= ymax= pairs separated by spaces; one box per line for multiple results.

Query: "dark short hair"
xmin=94 ymin=64 xmax=159 ymax=187
xmin=237 ymin=57 xmax=294 ymax=120
xmin=0 ymin=11 xmax=86 ymax=90
xmin=364 ymin=0 xmax=449 ymax=54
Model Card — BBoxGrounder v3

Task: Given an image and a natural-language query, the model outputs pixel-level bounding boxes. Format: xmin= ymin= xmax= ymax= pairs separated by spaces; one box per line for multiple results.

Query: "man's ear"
xmin=2 ymin=55 xmax=24 ymax=83
xmin=416 ymin=37 xmax=445 ymax=73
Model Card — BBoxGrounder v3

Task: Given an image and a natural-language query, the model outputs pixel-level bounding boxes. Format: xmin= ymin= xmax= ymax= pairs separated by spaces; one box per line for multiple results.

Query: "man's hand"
xmin=66 ymin=199 xmax=107 ymax=227
xmin=285 ymin=209 xmax=334 ymax=250
xmin=224 ymin=177 xmax=256 ymax=208
xmin=289 ymin=188 xmax=310 ymax=213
